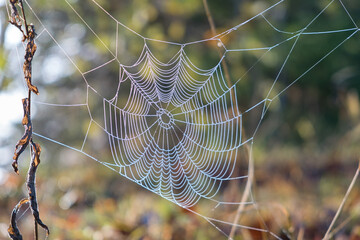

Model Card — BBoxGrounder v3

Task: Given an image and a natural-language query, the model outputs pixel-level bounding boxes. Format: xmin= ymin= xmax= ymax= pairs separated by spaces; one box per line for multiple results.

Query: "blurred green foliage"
xmin=0 ymin=0 xmax=360 ymax=239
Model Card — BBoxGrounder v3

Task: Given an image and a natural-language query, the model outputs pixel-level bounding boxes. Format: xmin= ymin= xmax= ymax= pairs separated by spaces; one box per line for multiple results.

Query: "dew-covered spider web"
xmin=6 ymin=0 xmax=360 ymax=238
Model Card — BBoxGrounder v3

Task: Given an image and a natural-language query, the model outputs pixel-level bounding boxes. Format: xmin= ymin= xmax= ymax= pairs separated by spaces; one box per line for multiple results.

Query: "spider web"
xmin=6 ymin=0 xmax=359 ymax=238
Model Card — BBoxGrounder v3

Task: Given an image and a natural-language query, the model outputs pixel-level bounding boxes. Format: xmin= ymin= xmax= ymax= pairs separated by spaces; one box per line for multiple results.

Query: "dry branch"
xmin=27 ymin=141 xmax=50 ymax=237
xmin=7 ymin=0 xmax=48 ymax=239
xmin=323 ymin=160 xmax=360 ymax=239
xmin=201 ymin=1 xmax=254 ymax=239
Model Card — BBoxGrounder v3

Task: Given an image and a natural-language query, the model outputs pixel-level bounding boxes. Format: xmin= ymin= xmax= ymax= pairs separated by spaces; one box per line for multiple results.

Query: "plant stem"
xmin=323 ymin=160 xmax=360 ymax=239
xmin=202 ymin=2 xmax=254 ymax=239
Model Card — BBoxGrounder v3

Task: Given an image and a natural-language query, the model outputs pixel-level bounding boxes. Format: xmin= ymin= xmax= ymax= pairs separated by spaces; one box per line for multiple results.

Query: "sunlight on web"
xmin=6 ymin=0 xmax=359 ymax=238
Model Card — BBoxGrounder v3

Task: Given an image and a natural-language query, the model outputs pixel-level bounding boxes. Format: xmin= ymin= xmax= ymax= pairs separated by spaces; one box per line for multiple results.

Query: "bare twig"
xmin=202 ymin=0 xmax=232 ymax=93
xmin=326 ymin=215 xmax=352 ymax=239
xmin=229 ymin=145 xmax=254 ymax=240
xmin=297 ymin=227 xmax=304 ymax=240
xmin=323 ymin=160 xmax=360 ymax=240
xmin=202 ymin=1 xmax=254 ymax=239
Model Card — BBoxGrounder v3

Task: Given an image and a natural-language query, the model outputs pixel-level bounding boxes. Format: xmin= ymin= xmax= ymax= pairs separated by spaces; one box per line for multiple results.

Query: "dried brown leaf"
xmin=12 ymin=98 xmax=32 ymax=174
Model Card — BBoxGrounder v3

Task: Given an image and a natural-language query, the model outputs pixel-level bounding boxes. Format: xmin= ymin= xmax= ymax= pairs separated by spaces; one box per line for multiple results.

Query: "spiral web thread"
xmin=7 ymin=0 xmax=360 ymax=238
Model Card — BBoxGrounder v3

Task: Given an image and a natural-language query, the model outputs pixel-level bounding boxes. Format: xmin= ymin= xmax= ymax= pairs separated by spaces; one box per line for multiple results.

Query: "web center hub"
xmin=157 ymin=109 xmax=174 ymax=129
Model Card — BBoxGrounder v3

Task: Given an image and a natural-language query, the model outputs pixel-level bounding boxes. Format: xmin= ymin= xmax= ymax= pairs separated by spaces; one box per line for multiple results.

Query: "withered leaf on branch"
xmin=8 ymin=198 xmax=29 ymax=240
xmin=12 ymin=98 xmax=32 ymax=174
xmin=27 ymin=141 xmax=50 ymax=236
xmin=8 ymin=0 xmax=25 ymax=39
xmin=9 ymin=0 xmax=20 ymax=23
xmin=8 ymin=0 xmax=49 ymax=238
xmin=23 ymin=24 xmax=39 ymax=95
xmin=9 ymin=1 xmax=39 ymax=95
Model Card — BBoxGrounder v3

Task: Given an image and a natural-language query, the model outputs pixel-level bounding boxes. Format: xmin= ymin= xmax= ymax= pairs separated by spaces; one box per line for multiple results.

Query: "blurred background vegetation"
xmin=0 ymin=0 xmax=360 ymax=239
